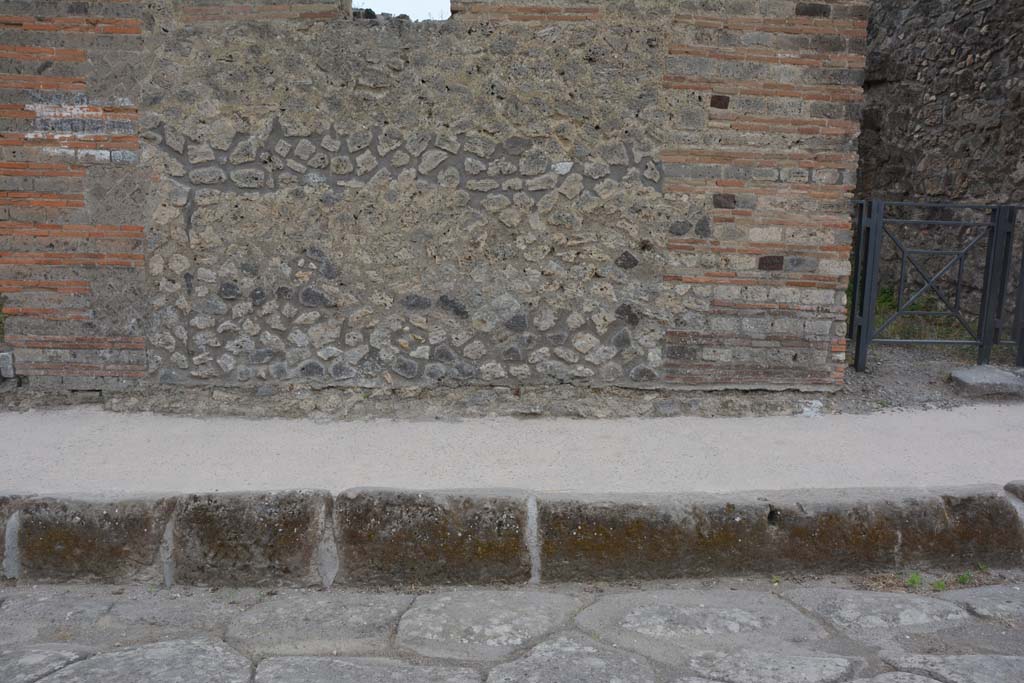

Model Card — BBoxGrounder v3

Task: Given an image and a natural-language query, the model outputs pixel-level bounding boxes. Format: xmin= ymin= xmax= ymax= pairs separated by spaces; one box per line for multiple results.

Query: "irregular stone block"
xmin=688 ymin=652 xmax=855 ymax=683
xmin=396 ymin=590 xmax=582 ymax=661
xmin=575 ymin=589 xmax=828 ymax=667
xmin=538 ymin=487 xmax=1024 ymax=582
xmin=849 ymin=676 xmax=942 ymax=683
xmin=335 ymin=490 xmax=530 ymax=585
xmin=950 ymin=366 xmax=1024 ymax=398
xmin=226 ymin=591 xmax=414 ymax=657
xmin=0 ymin=585 xmax=261 ymax=648
xmin=17 ymin=497 xmax=175 ymax=582
xmin=940 ymin=585 xmax=1024 ymax=623
xmin=786 ymin=588 xmax=971 ymax=646
xmin=173 ymin=491 xmax=330 ymax=587
xmin=39 ymin=639 xmax=250 ymax=683
xmin=486 ymin=633 xmax=658 ymax=682
xmin=883 ymin=654 xmax=1024 ymax=683
xmin=0 ymin=644 xmax=91 ymax=683
xmin=255 ymin=657 xmax=480 ymax=683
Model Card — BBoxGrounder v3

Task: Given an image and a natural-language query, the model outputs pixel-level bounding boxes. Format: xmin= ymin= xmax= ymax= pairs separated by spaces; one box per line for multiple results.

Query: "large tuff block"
xmin=17 ymin=497 xmax=175 ymax=581
xmin=539 ymin=487 xmax=1024 ymax=582
xmin=172 ymin=491 xmax=330 ymax=586
xmin=335 ymin=490 xmax=531 ymax=585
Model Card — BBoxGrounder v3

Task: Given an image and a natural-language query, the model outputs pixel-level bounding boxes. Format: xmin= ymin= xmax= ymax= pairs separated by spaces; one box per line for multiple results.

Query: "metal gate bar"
xmin=849 ymin=200 xmax=1022 ymax=371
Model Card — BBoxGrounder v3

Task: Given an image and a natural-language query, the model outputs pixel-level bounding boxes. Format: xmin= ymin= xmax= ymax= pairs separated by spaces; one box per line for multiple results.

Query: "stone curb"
xmin=0 ymin=485 xmax=1021 ymax=587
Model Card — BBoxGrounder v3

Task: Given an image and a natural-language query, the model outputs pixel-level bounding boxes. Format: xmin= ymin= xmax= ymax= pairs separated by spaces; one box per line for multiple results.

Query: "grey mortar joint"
xmin=3 ymin=510 xmax=21 ymax=580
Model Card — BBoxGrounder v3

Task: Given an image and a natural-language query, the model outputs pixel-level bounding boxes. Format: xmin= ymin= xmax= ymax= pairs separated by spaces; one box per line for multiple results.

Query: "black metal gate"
xmin=849 ymin=200 xmax=1023 ymax=371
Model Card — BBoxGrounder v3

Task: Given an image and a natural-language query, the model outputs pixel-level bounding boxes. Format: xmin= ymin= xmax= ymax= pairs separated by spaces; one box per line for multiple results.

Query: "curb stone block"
xmin=538 ymin=495 xmax=771 ymax=581
xmin=173 ymin=490 xmax=330 ymax=587
xmin=17 ymin=497 xmax=175 ymax=582
xmin=938 ymin=488 xmax=1024 ymax=565
xmin=335 ymin=490 xmax=531 ymax=585
xmin=539 ymin=488 xmax=1024 ymax=582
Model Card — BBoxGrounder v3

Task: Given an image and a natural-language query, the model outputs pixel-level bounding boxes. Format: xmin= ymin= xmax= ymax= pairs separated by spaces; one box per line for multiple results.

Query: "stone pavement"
xmin=2 ymin=575 xmax=1023 ymax=682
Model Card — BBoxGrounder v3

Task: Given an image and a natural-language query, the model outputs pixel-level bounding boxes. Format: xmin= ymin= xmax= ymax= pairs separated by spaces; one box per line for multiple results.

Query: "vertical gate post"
xmin=1011 ymin=209 xmax=1024 ymax=367
xmin=853 ymin=199 xmax=884 ymax=372
xmin=978 ymin=206 xmax=1015 ymax=365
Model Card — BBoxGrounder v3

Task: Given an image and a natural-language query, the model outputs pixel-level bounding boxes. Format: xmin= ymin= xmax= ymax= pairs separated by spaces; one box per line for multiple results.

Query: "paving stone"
xmin=397 ymin=589 xmax=583 ymax=662
xmin=39 ymin=639 xmax=251 ymax=682
xmin=0 ymin=585 xmax=259 ymax=648
xmin=938 ymin=585 xmax=1024 ymax=621
xmin=226 ymin=591 xmax=414 ymax=656
xmin=335 ymin=490 xmax=530 ymax=585
xmin=256 ymin=656 xmax=481 ymax=682
xmin=686 ymin=651 xmax=856 ymax=683
xmin=487 ymin=632 xmax=660 ymax=682
xmin=575 ymin=589 xmax=828 ymax=666
xmin=950 ymin=366 xmax=1024 ymax=398
xmin=17 ymin=498 xmax=175 ymax=582
xmin=0 ymin=644 xmax=91 ymax=683
xmin=786 ymin=587 xmax=972 ymax=641
xmin=849 ymin=675 xmax=942 ymax=683
xmin=884 ymin=654 xmax=1024 ymax=683
xmin=173 ymin=490 xmax=330 ymax=586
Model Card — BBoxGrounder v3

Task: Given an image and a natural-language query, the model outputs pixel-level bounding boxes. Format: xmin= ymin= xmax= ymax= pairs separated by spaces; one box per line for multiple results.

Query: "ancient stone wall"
xmin=0 ymin=0 xmax=867 ymax=410
xmin=858 ymin=0 xmax=1023 ymax=319
xmin=859 ymin=0 xmax=1023 ymax=205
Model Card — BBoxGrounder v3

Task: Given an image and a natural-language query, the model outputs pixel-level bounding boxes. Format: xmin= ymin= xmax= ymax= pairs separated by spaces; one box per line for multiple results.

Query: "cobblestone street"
xmin=2 ymin=574 xmax=1022 ymax=682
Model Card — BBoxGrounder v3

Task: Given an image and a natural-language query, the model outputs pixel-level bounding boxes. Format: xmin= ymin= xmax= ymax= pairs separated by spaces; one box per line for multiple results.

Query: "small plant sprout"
xmin=957 ymin=572 xmax=973 ymax=585
xmin=905 ymin=572 xmax=923 ymax=589
xmin=931 ymin=580 xmax=947 ymax=592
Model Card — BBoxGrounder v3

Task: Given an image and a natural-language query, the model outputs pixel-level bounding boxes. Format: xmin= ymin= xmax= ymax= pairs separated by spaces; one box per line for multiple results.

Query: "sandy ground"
xmin=1 ymin=403 xmax=1022 ymax=496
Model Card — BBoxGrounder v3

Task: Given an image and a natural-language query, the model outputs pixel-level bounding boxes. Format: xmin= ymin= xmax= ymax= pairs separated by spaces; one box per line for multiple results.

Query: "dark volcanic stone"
xmin=299 ymin=287 xmax=331 ymax=308
xmin=432 ymin=345 xmax=457 ymax=363
xmin=335 ymin=490 xmax=531 ymax=585
xmin=713 ymin=193 xmax=737 ymax=209
xmin=504 ymin=314 xmax=528 ymax=332
xmin=392 ymin=357 xmax=420 ymax=379
xmin=629 ymin=365 xmax=658 ymax=382
xmin=615 ymin=304 xmax=641 ymax=327
xmin=330 ymin=363 xmax=357 ymax=380
xmin=439 ymin=295 xmax=469 ymax=319
xmin=669 ymin=221 xmax=691 ymax=236
xmin=17 ymin=498 xmax=175 ymax=581
xmin=299 ymin=361 xmax=325 ymax=378
xmin=173 ymin=491 xmax=329 ymax=586
xmin=615 ymin=252 xmax=639 ymax=270
xmin=401 ymin=294 xmax=433 ymax=310
xmin=218 ymin=282 xmax=241 ymax=300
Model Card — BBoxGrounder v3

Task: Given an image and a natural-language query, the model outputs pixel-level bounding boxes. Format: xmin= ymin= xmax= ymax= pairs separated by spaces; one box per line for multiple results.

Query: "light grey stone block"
xmin=397 ymin=589 xmax=583 ymax=662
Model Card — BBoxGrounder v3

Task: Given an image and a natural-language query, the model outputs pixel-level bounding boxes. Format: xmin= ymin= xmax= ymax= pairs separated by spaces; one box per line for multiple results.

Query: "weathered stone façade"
xmin=0 ymin=0 xmax=867 ymax=412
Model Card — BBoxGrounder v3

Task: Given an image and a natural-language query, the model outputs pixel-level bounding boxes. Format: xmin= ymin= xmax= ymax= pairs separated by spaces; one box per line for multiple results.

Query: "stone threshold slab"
xmin=2 ymin=484 xmax=1022 ymax=587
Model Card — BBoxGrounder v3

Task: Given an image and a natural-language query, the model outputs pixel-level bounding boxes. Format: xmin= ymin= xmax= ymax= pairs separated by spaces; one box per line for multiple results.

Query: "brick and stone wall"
xmin=859 ymin=0 xmax=1023 ymax=205
xmin=0 ymin=0 xmax=868 ymax=410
